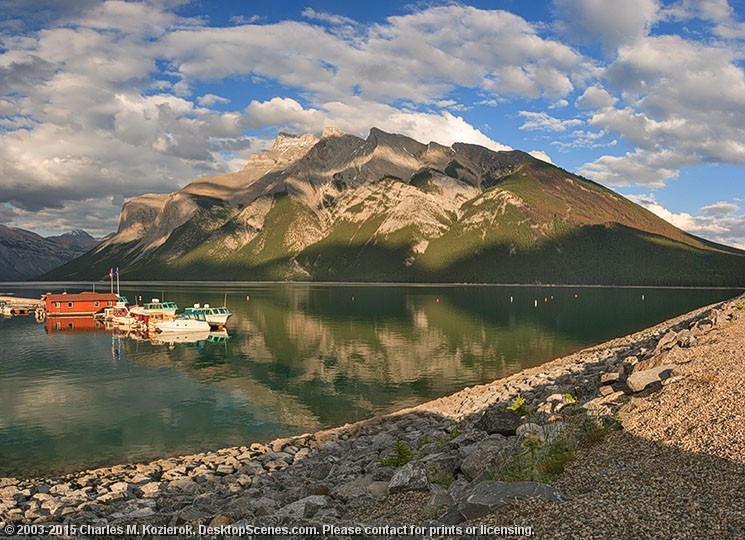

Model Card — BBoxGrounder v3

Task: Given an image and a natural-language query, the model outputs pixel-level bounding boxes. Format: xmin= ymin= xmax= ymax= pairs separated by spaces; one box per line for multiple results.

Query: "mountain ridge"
xmin=44 ymin=127 xmax=745 ymax=285
xmin=0 ymin=226 xmax=100 ymax=281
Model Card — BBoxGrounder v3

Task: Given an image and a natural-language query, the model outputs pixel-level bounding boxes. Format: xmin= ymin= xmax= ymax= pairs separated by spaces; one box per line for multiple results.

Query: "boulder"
xmin=275 ymin=495 xmax=331 ymax=519
xmin=332 ymin=475 xmax=374 ymax=502
xmin=366 ymin=481 xmax=390 ymax=500
xmin=600 ymin=372 xmax=620 ymax=385
xmin=459 ymin=436 xmax=512 ymax=482
xmin=388 ymin=462 xmax=429 ymax=494
xmin=627 ymin=365 xmax=677 ymax=393
xmin=473 ymin=406 xmax=521 ymax=436
xmin=459 ymin=481 xmax=562 ymax=520
xmin=654 ymin=330 xmax=679 ymax=354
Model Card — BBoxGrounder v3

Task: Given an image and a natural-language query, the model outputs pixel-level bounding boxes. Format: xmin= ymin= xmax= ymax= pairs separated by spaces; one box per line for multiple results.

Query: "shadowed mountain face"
xmin=46 ymin=128 xmax=745 ymax=285
xmin=0 ymin=226 xmax=99 ymax=281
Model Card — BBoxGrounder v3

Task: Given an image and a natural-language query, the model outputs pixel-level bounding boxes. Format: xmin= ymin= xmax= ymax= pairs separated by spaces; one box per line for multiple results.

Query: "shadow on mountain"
xmin=43 ymin=220 xmax=745 ymax=287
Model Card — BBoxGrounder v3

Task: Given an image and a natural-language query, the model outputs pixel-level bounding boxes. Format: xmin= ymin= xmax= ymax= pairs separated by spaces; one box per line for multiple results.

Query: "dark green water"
xmin=0 ymin=282 xmax=738 ymax=477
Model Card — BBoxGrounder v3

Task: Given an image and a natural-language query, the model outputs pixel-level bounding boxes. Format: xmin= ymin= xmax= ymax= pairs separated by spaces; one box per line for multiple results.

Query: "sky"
xmin=0 ymin=0 xmax=744 ymax=248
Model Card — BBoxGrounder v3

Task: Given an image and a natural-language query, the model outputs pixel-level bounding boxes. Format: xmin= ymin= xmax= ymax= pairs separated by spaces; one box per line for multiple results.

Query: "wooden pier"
xmin=0 ymin=294 xmax=45 ymax=316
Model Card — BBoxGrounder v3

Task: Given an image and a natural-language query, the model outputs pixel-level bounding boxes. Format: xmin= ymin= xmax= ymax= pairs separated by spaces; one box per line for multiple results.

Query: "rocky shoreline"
xmin=1 ymin=294 xmax=743 ymax=539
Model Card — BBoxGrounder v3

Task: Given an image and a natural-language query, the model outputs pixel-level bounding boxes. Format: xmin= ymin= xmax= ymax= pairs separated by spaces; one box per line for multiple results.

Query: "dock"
xmin=0 ymin=294 xmax=45 ymax=316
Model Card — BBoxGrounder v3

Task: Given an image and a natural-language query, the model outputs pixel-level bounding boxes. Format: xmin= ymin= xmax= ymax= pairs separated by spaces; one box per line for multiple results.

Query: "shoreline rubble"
xmin=1 ymin=294 xmax=743 ymax=538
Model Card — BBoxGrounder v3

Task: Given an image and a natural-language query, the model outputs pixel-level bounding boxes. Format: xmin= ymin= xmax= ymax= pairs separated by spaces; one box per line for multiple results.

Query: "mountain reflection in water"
xmin=0 ymin=282 xmax=737 ymax=476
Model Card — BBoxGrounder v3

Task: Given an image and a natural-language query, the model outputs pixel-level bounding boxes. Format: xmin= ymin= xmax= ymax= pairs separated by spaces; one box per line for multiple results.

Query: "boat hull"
xmin=155 ymin=319 xmax=211 ymax=333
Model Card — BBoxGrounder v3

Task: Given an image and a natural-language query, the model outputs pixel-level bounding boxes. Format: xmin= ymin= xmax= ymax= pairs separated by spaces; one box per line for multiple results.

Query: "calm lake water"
xmin=0 ymin=282 xmax=739 ymax=477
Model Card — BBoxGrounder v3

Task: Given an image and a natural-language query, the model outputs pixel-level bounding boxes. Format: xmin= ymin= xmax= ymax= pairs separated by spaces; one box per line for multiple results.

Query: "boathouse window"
xmin=54 ymin=302 xmax=60 ymax=308
xmin=94 ymin=301 xmax=100 ymax=307
xmin=67 ymin=322 xmax=74 ymax=329
xmin=67 ymin=302 xmax=73 ymax=308
xmin=107 ymin=301 xmax=112 ymax=307
xmin=55 ymin=322 xmax=61 ymax=330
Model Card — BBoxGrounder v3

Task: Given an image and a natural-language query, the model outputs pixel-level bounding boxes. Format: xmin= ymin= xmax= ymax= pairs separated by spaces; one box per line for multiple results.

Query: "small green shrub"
xmin=564 ymin=393 xmax=576 ymax=403
xmin=578 ymin=414 xmax=615 ymax=446
xmin=439 ymin=420 xmax=462 ymax=447
xmin=492 ymin=430 xmax=576 ymax=483
xmin=379 ymin=440 xmax=414 ymax=467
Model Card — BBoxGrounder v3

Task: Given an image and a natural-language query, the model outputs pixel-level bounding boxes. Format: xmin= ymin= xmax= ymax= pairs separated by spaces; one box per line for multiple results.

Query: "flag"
xmin=109 ymin=268 xmax=113 ymax=279
xmin=114 ymin=268 xmax=118 ymax=277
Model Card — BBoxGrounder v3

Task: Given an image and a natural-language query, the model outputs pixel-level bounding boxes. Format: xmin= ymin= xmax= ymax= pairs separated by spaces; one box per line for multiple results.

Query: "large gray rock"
xmin=275 ymin=495 xmax=331 ymax=519
xmin=419 ymin=453 xmax=459 ymax=482
xmin=459 ymin=435 xmax=512 ymax=481
xmin=366 ymin=481 xmax=390 ymax=500
xmin=332 ymin=475 xmax=374 ymax=502
xmin=388 ymin=462 xmax=430 ymax=494
xmin=627 ymin=365 xmax=677 ymax=392
xmin=654 ymin=330 xmax=679 ymax=354
xmin=459 ymin=481 xmax=562 ymax=520
xmin=473 ymin=406 xmax=521 ymax=436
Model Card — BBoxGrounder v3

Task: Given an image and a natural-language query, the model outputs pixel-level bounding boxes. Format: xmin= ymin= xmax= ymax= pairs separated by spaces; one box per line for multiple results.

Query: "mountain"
xmin=46 ymin=127 xmax=745 ymax=285
xmin=0 ymin=226 xmax=100 ymax=281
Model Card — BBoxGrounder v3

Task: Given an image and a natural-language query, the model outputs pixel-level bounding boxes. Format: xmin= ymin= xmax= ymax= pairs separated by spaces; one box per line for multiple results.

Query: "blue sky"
xmin=0 ymin=0 xmax=744 ymax=248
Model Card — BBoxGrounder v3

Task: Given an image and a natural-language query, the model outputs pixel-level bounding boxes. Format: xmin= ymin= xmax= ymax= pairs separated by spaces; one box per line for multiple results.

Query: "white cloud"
xmin=579 ymin=149 xmax=691 ymax=187
xmin=301 ymin=8 xmax=357 ymax=27
xmin=0 ymin=204 xmax=18 ymax=224
xmin=627 ymin=193 xmax=745 ymax=248
xmin=197 ymin=93 xmax=229 ymax=107
xmin=164 ymin=6 xmax=592 ymax=103
xmin=239 ymin=96 xmax=511 ymax=152
xmin=229 ymin=15 xmax=262 ymax=25
xmin=661 ymin=0 xmax=745 ymax=38
xmin=554 ymin=0 xmax=660 ymax=51
xmin=701 ymin=201 xmax=740 ymax=216
xmin=518 ymin=111 xmax=582 ymax=132
xmin=575 ymin=85 xmax=617 ymax=109
xmin=528 ymin=150 xmax=554 ymax=164
xmin=578 ymin=35 xmax=745 ymax=186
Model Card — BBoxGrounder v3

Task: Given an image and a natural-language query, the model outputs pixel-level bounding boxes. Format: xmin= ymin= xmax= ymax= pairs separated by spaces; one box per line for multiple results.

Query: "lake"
xmin=0 ymin=282 xmax=738 ymax=477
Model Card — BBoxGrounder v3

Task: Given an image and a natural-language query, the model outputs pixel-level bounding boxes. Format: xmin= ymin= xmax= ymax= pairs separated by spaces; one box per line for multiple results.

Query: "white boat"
xmin=103 ymin=297 xmax=138 ymax=327
xmin=154 ymin=311 xmax=210 ymax=333
xmin=184 ymin=303 xmax=232 ymax=328
xmin=129 ymin=298 xmax=178 ymax=318
xmin=129 ymin=298 xmax=179 ymax=328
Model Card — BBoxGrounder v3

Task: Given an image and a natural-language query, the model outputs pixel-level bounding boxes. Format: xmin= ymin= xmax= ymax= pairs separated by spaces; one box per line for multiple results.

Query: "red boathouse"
xmin=43 ymin=292 xmax=119 ymax=316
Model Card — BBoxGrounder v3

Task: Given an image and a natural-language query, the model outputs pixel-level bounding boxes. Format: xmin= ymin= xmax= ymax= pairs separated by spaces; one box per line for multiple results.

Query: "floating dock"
xmin=0 ymin=295 xmax=44 ymax=316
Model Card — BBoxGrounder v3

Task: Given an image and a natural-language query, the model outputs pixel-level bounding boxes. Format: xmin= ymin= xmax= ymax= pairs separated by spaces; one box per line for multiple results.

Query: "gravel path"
xmin=474 ymin=303 xmax=745 ymax=539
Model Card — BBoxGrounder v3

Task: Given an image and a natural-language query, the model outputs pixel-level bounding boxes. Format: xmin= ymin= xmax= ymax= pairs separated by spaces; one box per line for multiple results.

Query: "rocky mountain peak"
xmin=320 ymin=126 xmax=348 ymax=139
xmin=272 ymin=132 xmax=318 ymax=152
xmin=45 ymin=126 xmax=745 ymax=286
xmin=363 ymin=127 xmax=427 ymax=157
xmin=65 ymin=229 xmax=93 ymax=238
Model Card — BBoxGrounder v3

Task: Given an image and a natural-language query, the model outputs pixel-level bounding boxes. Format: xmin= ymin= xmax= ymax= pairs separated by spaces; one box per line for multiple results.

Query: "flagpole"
xmin=116 ymin=267 xmax=120 ymax=297
xmin=109 ymin=268 xmax=113 ymax=294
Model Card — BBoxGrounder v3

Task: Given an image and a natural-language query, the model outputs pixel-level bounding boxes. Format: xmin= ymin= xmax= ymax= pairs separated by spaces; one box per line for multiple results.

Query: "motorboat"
xmin=129 ymin=298 xmax=179 ymax=327
xmin=103 ymin=297 xmax=138 ymax=327
xmin=154 ymin=311 xmax=210 ymax=333
xmin=184 ymin=303 xmax=232 ymax=328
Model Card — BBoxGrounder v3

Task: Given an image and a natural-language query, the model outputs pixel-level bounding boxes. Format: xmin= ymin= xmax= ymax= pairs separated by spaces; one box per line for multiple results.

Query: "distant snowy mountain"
xmin=0 ymin=226 xmax=100 ymax=281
